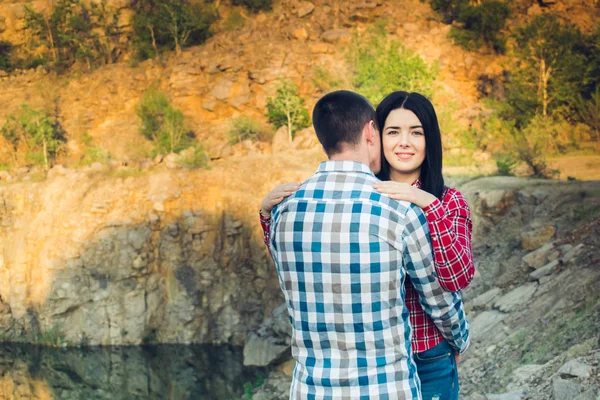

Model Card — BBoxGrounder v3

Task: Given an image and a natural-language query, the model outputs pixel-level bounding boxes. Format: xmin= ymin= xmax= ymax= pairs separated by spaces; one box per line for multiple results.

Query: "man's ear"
xmin=365 ymin=120 xmax=377 ymax=145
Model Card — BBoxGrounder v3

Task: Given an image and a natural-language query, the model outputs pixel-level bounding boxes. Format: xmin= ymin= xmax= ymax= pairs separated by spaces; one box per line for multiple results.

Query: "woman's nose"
xmin=398 ymin=132 xmax=410 ymax=147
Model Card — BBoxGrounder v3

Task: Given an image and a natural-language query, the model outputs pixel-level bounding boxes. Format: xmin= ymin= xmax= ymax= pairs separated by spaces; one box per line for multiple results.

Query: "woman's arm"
xmin=373 ymin=182 xmax=475 ymax=292
xmin=421 ymin=189 xmax=474 ymax=292
xmin=259 ymin=182 xmax=301 ymax=249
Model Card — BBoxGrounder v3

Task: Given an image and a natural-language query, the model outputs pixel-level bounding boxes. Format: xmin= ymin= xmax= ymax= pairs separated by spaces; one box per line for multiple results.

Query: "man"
xmin=268 ymin=90 xmax=469 ymax=399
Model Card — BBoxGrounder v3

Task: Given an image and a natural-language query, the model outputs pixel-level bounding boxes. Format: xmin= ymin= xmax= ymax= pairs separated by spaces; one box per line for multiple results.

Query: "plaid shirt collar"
xmin=316 ymin=160 xmax=375 ymax=177
xmin=412 ymin=178 xmax=422 ymax=188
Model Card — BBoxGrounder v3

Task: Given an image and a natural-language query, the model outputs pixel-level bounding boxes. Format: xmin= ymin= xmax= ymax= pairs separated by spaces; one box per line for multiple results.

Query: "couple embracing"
xmin=258 ymin=90 xmax=474 ymax=400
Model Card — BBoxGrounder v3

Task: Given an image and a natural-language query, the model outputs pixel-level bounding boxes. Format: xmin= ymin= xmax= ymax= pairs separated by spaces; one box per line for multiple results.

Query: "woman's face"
xmin=382 ymin=108 xmax=426 ymax=181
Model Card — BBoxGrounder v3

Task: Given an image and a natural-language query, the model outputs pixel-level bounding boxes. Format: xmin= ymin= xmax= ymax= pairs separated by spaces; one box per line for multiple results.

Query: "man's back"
xmin=270 ymin=161 xmax=469 ymax=400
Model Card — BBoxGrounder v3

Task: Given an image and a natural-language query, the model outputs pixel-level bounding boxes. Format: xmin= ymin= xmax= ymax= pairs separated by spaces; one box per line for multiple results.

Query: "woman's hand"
xmin=260 ymin=183 xmax=301 ymax=217
xmin=372 ymin=181 xmax=437 ymax=209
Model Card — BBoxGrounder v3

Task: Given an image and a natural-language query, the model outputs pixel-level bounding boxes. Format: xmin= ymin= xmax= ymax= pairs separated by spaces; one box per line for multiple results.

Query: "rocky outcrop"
xmin=0 ymin=151 xmax=322 ymax=347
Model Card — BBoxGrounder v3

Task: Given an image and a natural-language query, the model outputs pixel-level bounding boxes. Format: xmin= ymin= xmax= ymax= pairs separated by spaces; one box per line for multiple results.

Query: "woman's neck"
xmin=389 ymin=169 xmax=421 ymax=184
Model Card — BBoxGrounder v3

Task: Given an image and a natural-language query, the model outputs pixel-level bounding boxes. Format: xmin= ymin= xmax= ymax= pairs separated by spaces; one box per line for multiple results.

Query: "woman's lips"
xmin=395 ymin=152 xmax=414 ymax=159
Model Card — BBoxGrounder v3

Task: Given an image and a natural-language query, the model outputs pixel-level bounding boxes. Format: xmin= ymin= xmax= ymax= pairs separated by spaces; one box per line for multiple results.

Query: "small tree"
xmin=1 ymin=105 xmax=65 ymax=170
xmin=266 ymin=81 xmax=310 ymax=141
xmin=506 ymin=15 xmax=588 ymax=126
xmin=136 ymin=88 xmax=192 ymax=154
xmin=228 ymin=116 xmax=273 ymax=144
xmin=452 ymin=1 xmax=511 ymax=53
xmin=348 ymin=27 xmax=437 ymax=104
xmin=131 ymin=0 xmax=216 ymax=59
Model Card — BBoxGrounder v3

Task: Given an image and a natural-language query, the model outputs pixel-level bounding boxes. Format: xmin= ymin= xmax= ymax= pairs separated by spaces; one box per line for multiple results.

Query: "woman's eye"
xmin=412 ymin=131 xmax=424 ymax=136
xmin=387 ymin=130 xmax=398 ymax=135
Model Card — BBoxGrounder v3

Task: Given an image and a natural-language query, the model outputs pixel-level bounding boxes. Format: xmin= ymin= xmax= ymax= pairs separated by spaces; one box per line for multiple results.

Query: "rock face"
xmin=0 ymin=165 xmax=298 ymax=346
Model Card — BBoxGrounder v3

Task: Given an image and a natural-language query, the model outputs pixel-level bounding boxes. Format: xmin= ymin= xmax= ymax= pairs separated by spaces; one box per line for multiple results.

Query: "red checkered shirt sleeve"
xmin=420 ymin=187 xmax=475 ymax=292
xmin=260 ymin=211 xmax=272 ymax=253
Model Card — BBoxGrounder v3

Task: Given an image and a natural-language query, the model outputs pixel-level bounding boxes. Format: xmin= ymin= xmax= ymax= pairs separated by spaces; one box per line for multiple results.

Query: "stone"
xmin=321 ymin=29 xmax=351 ymax=43
xmin=297 ymin=2 xmax=315 ymax=18
xmin=470 ymin=310 xmax=506 ymax=340
xmin=494 ymin=283 xmax=538 ymax=313
xmin=471 ymin=288 xmax=501 ymax=309
xmin=163 ymin=153 xmax=180 ymax=169
xmin=530 ymin=260 xmax=559 ymax=280
xmin=522 ymin=243 xmax=555 ymax=269
xmin=211 ymin=78 xmax=234 ymax=100
xmin=243 ymin=333 xmax=290 ymax=367
xmin=553 ymin=378 xmax=582 ymax=400
xmin=521 ymin=225 xmax=555 ymax=251
xmin=293 ymin=28 xmax=308 ymax=40
xmin=558 ymin=360 xmax=592 ymax=378
xmin=486 ymin=392 xmax=524 ymax=400
xmin=0 ymin=171 xmax=12 ymax=181
xmin=276 ymin=358 xmax=296 ymax=377
xmin=562 ymin=244 xmax=584 ymax=264
xmin=311 ymin=43 xmax=330 ymax=54
xmin=573 ymin=387 xmax=598 ymax=400
xmin=202 ymin=100 xmax=216 ymax=111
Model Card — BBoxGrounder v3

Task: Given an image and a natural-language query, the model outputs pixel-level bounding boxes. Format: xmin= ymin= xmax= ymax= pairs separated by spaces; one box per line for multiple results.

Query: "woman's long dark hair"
xmin=375 ymin=91 xmax=445 ymax=200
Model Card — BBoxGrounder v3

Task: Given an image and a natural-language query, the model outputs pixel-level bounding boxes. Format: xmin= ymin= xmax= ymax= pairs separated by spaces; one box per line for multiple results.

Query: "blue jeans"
xmin=414 ymin=339 xmax=459 ymax=400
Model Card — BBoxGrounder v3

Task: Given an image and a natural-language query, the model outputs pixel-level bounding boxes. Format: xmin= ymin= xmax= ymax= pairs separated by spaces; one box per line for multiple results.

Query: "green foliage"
xmin=495 ymin=155 xmax=517 ymax=176
xmin=575 ymin=87 xmax=600 ymax=141
xmin=266 ymin=81 xmax=310 ymax=141
xmin=1 ymin=104 xmax=66 ymax=170
xmin=33 ymin=325 xmax=66 ymax=347
xmin=79 ymin=132 xmax=111 ymax=166
xmin=231 ymin=0 xmax=273 ymax=13
xmin=347 ymin=28 xmax=437 ymax=105
xmin=427 ymin=0 xmax=468 ymax=24
xmin=505 ymin=14 xmax=588 ymax=127
xmin=131 ymin=0 xmax=216 ymax=60
xmin=225 ymin=9 xmax=245 ymax=31
xmin=23 ymin=0 xmax=122 ymax=72
xmin=136 ymin=88 xmax=193 ymax=154
xmin=178 ymin=145 xmax=209 ymax=169
xmin=228 ymin=116 xmax=273 ymax=144
xmin=312 ymin=66 xmax=345 ymax=93
xmin=454 ymin=1 xmax=510 ymax=53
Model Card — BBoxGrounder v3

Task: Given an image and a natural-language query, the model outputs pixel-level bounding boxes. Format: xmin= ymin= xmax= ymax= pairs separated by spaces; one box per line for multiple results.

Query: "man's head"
xmin=312 ymin=90 xmax=381 ymax=174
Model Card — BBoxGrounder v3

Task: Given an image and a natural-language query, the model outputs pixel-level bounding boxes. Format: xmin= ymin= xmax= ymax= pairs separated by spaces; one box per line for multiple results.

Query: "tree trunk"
xmin=148 ymin=25 xmax=158 ymax=58
xmin=43 ymin=137 xmax=48 ymax=171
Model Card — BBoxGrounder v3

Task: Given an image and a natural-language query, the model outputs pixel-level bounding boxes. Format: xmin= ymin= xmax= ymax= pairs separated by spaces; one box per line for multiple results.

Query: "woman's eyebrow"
xmin=385 ymin=125 xmax=423 ymax=130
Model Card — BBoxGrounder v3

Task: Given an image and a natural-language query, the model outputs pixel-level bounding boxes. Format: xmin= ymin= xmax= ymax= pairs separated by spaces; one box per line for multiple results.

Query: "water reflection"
xmin=0 ymin=344 xmax=261 ymax=400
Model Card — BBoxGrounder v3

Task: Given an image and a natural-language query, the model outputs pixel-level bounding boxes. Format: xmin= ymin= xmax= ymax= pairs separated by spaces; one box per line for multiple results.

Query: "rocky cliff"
xmin=0 ymin=149 xmax=324 ymax=346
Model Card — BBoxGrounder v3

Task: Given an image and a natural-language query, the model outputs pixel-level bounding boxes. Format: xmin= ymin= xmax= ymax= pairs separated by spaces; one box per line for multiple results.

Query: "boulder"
xmin=529 ymin=260 xmax=559 ymax=280
xmin=297 ymin=2 xmax=315 ymax=18
xmin=558 ymin=360 xmax=592 ymax=379
xmin=522 ymin=243 xmax=555 ymax=269
xmin=494 ymin=283 xmax=538 ymax=313
xmin=521 ymin=225 xmax=555 ymax=251
xmin=552 ymin=378 xmax=582 ymax=400
xmin=243 ymin=333 xmax=290 ymax=367
xmin=471 ymin=287 xmax=501 ymax=309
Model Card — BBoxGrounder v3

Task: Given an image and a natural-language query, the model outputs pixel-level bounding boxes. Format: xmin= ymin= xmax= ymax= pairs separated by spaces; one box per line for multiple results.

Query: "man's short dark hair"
xmin=312 ymin=90 xmax=376 ymax=156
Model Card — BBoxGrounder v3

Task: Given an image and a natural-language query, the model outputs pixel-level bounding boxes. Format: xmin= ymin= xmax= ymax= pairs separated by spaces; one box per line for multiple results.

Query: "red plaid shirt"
xmin=259 ymin=181 xmax=474 ymax=354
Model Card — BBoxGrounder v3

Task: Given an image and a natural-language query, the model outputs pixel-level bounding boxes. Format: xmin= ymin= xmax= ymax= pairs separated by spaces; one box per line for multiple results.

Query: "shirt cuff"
xmin=259 ymin=210 xmax=271 ymax=224
xmin=422 ymin=198 xmax=445 ymax=222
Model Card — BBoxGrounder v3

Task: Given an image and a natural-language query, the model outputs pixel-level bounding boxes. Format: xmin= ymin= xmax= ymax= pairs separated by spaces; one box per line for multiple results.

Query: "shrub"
xmin=136 ymin=88 xmax=193 ymax=154
xmin=228 ymin=117 xmax=273 ymax=144
xmin=455 ymin=1 xmax=510 ymax=53
xmin=178 ymin=145 xmax=209 ymax=169
xmin=347 ymin=27 xmax=437 ymax=105
xmin=23 ymin=0 xmax=122 ymax=72
xmin=1 ymin=104 xmax=66 ymax=170
xmin=266 ymin=81 xmax=310 ymax=141
xmin=231 ymin=0 xmax=273 ymax=13
xmin=495 ymin=155 xmax=517 ymax=176
xmin=79 ymin=132 xmax=111 ymax=165
xmin=0 ymin=41 xmax=13 ymax=71
xmin=131 ymin=0 xmax=217 ymax=60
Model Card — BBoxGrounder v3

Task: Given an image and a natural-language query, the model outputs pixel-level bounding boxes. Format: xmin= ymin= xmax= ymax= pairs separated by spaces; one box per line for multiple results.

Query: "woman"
xmin=259 ymin=91 xmax=474 ymax=400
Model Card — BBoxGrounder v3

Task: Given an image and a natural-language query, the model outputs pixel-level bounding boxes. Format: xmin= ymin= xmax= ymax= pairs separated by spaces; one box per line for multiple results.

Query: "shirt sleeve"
xmin=420 ymin=189 xmax=475 ymax=292
xmin=401 ymin=204 xmax=471 ymax=354
xmin=259 ymin=211 xmax=274 ymax=258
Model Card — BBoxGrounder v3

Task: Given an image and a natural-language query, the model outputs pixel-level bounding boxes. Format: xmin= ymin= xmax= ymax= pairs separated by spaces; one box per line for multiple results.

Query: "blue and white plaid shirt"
xmin=270 ymin=161 xmax=470 ymax=400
